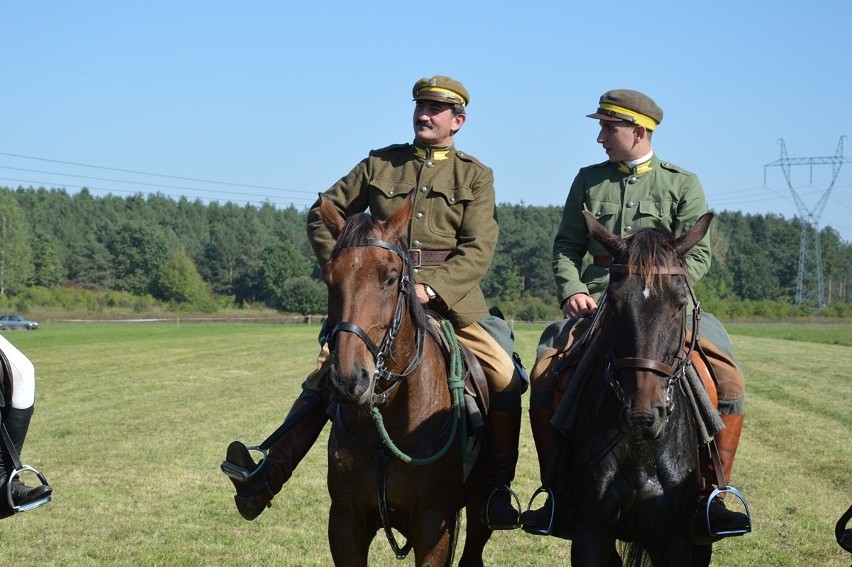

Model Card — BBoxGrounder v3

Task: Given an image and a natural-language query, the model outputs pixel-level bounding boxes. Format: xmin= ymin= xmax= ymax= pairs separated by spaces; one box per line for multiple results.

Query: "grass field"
xmin=0 ymin=320 xmax=848 ymax=566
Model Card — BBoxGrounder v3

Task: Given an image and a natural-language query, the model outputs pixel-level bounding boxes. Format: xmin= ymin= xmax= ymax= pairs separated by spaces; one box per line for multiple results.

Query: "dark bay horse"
xmin=565 ymin=210 xmax=717 ymax=566
xmin=317 ymin=193 xmax=492 ymax=566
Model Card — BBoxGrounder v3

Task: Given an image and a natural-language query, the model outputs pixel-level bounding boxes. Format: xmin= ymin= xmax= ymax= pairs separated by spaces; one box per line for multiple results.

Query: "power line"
xmin=0 ymin=151 xmax=315 ymax=195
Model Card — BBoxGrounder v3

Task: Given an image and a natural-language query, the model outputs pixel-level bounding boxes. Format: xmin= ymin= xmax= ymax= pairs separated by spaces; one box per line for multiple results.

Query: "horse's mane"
xmin=620 ymin=226 xmax=681 ymax=292
xmin=330 ymin=212 xmax=435 ymax=336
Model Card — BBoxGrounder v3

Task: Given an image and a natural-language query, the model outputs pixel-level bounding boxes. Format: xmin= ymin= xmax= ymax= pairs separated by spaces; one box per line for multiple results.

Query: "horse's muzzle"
xmin=622 ymin=407 xmax=666 ymax=442
xmin=328 ymin=365 xmax=375 ymax=406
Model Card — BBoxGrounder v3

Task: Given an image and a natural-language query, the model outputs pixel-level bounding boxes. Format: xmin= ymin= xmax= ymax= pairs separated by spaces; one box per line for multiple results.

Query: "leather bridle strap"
xmin=612 ymin=356 xmax=676 ymax=377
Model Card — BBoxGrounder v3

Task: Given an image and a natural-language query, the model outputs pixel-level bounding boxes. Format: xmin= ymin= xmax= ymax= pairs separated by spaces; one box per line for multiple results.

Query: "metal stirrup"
xmin=522 ymin=486 xmax=556 ymax=535
xmin=7 ymin=466 xmax=52 ymax=512
xmin=704 ymin=485 xmax=752 ymax=538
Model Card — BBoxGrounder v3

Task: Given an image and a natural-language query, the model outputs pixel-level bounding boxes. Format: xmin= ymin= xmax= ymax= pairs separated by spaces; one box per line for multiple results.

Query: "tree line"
xmin=1 ymin=186 xmax=850 ymax=319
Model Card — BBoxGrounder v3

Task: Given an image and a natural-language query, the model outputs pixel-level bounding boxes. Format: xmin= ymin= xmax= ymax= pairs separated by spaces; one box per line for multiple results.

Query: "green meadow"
xmin=0 ymin=321 xmax=848 ymax=566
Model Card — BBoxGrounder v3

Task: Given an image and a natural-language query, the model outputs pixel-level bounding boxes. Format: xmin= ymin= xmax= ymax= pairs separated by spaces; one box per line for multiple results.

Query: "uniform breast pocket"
xmin=369 ymin=179 xmax=414 ymax=217
xmin=427 ymin=186 xmax=473 ymax=237
xmin=637 ymin=199 xmax=674 ymax=227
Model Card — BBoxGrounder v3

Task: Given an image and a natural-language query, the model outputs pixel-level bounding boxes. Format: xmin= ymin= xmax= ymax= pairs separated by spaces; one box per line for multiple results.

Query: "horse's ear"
xmin=675 ymin=212 xmax=714 ymax=257
xmin=582 ymin=209 xmax=623 ymax=256
xmin=319 ymin=194 xmax=347 ymax=239
xmin=385 ymin=191 xmax=415 ymax=239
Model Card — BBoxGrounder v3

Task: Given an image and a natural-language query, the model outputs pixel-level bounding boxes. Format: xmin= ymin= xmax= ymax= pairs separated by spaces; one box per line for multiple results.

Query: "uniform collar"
xmin=414 ymin=144 xmax=453 ymax=161
xmin=617 ymin=151 xmax=654 ymax=175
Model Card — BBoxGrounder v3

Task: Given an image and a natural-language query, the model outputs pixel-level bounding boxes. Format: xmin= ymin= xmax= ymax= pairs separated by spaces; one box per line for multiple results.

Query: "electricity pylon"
xmin=763 ymin=136 xmax=849 ymax=308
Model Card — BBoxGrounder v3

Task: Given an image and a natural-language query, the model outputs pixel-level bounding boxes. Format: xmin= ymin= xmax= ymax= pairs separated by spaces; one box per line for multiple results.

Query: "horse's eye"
xmin=386 ymin=275 xmax=398 ymax=288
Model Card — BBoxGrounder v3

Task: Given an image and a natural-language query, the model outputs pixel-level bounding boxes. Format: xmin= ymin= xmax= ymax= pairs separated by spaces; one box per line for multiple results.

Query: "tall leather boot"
xmin=484 ymin=409 xmax=521 ymax=530
xmin=694 ymin=413 xmax=750 ymax=540
xmin=520 ymin=408 xmax=574 ymax=538
xmin=1 ymin=406 xmax=52 ymax=510
xmin=224 ymin=389 xmax=329 ymax=521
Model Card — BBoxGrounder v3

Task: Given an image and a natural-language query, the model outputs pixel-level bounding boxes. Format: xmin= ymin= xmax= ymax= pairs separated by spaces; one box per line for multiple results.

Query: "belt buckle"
xmin=409 ymin=248 xmax=422 ymax=268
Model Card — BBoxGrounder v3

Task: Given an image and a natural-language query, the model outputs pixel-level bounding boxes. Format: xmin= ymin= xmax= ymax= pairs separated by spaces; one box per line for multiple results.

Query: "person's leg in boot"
xmin=688 ymin=315 xmax=750 ymax=539
xmin=520 ymin=409 xmax=575 ymax=538
xmin=1 ymin=405 xmax=52 ymax=509
xmin=484 ymin=401 xmax=522 ymax=529
xmin=521 ymin=319 xmax=580 ymax=537
xmin=695 ymin=412 xmax=750 ymax=538
xmin=454 ymin=320 xmax=523 ymax=529
xmin=225 ymin=358 xmax=330 ymax=521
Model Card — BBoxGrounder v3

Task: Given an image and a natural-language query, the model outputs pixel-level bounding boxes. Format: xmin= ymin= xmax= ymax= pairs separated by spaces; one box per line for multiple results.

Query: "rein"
xmin=606 ymin=263 xmax=702 ymax=415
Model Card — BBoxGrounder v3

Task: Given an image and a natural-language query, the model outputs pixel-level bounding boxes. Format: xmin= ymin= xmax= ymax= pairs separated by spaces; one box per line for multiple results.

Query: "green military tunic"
xmin=553 ymin=154 xmax=712 ymax=305
xmin=307 ymin=142 xmax=498 ymax=329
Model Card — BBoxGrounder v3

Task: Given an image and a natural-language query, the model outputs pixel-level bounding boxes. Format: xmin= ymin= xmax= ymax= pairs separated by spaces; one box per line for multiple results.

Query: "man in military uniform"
xmin=223 ymin=76 xmax=524 ymax=530
xmin=520 ymin=89 xmax=750 ymax=541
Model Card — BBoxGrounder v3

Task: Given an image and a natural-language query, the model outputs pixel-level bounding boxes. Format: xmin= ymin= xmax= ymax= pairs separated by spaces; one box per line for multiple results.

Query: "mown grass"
xmin=0 ymin=320 xmax=848 ymax=566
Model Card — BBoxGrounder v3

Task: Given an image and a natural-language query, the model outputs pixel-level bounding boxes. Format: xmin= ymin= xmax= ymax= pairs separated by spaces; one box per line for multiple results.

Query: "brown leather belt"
xmin=593 ymin=256 xmax=612 ymax=267
xmin=410 ymin=249 xmax=452 ymax=268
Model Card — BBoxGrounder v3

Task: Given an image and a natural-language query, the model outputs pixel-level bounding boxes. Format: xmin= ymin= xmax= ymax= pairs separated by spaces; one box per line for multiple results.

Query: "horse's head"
xmin=583 ymin=210 xmax=713 ymax=442
xmin=320 ymin=192 xmax=422 ymax=406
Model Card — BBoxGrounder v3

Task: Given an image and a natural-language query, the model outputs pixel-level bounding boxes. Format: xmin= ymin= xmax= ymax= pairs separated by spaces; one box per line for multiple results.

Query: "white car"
xmin=0 ymin=315 xmax=40 ymax=330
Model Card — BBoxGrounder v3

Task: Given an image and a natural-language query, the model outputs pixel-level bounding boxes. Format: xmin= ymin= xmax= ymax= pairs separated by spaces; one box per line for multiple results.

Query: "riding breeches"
xmin=529 ymin=312 xmax=745 ymax=415
xmin=0 ymin=334 xmax=36 ymax=409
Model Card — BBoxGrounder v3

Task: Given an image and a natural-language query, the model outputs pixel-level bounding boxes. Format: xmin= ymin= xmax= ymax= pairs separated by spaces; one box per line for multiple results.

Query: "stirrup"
xmin=703 ymin=486 xmax=752 ymax=539
xmin=522 ymin=486 xmax=555 ymax=535
xmin=220 ymin=445 xmax=267 ymax=483
xmin=486 ymin=485 xmax=522 ymax=530
xmin=7 ymin=465 xmax=52 ymax=513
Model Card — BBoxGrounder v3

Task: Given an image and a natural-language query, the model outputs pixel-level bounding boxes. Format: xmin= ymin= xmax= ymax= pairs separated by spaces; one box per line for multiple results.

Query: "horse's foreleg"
xmin=328 ymin=504 xmax=370 ymax=567
xmin=409 ymin=510 xmax=459 ymax=567
xmin=572 ymin=524 xmax=621 ymax=567
xmin=457 ymin=504 xmax=491 ymax=567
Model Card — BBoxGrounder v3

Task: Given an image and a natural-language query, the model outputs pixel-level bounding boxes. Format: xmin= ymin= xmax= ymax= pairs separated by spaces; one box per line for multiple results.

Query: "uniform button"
xmin=388 ymin=190 xmax=394 ymax=195
xmin=412 ymin=240 xmax=421 ymax=247
xmin=627 ymin=176 xmax=637 ymax=184
xmin=627 ymin=201 xmax=635 ymax=208
xmin=415 ymin=212 xmax=423 ymax=219
xmin=420 ymin=186 xmax=428 ymax=193
xmin=449 ymin=197 xmax=455 ymax=203
xmin=625 ymin=225 xmax=633 ymax=232
xmin=426 ymin=161 xmax=434 ymax=168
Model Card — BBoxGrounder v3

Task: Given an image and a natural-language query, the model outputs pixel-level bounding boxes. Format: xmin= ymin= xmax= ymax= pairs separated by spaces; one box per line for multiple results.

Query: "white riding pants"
xmin=0 ymin=334 xmax=36 ymax=409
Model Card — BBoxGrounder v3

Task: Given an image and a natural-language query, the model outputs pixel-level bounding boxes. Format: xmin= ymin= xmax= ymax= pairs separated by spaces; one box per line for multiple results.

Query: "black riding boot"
xmin=484 ymin=410 xmax=521 ymax=530
xmin=520 ymin=408 xmax=575 ymax=538
xmin=223 ymin=390 xmax=329 ymax=521
xmin=1 ymin=406 xmax=52 ymax=512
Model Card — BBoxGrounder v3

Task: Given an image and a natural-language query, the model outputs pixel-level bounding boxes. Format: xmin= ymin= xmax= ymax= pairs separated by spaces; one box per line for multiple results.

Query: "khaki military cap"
xmin=587 ymin=89 xmax=663 ymax=130
xmin=412 ymin=75 xmax=469 ymax=108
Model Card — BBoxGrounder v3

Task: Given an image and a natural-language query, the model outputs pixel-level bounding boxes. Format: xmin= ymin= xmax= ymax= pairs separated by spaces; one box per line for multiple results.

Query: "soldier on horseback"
xmin=222 ymin=75 xmax=526 ymax=530
xmin=520 ymin=89 xmax=751 ymax=543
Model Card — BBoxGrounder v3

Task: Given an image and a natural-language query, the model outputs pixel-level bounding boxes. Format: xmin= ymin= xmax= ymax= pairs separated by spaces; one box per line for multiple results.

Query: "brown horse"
xmin=563 ymin=211 xmax=727 ymax=566
xmin=317 ymin=193 xmax=492 ymax=566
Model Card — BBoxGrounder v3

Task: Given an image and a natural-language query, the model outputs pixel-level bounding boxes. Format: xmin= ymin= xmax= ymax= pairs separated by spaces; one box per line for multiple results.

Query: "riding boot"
xmin=694 ymin=413 xmax=750 ymax=541
xmin=224 ymin=388 xmax=329 ymax=521
xmin=1 ymin=406 xmax=52 ymax=510
xmin=484 ymin=409 xmax=521 ymax=530
xmin=520 ymin=408 xmax=575 ymax=538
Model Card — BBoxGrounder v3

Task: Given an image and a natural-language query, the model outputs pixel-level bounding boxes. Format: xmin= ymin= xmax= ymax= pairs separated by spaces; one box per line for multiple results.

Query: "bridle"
xmin=605 ymin=262 xmax=702 ymax=416
xmin=328 ymin=238 xmax=425 ymax=405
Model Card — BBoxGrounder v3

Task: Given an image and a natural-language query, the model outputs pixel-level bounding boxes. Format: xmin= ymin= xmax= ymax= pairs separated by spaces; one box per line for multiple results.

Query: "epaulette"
xmin=659 ymin=160 xmax=695 ymax=176
xmin=587 ymin=160 xmax=612 ymax=170
xmin=369 ymin=143 xmax=411 ymax=156
xmin=454 ymin=149 xmax=485 ymax=168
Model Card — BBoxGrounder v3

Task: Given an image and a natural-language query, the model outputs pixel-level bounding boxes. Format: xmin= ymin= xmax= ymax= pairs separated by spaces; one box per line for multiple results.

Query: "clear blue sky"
xmin=3 ymin=1 xmax=851 ymax=242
